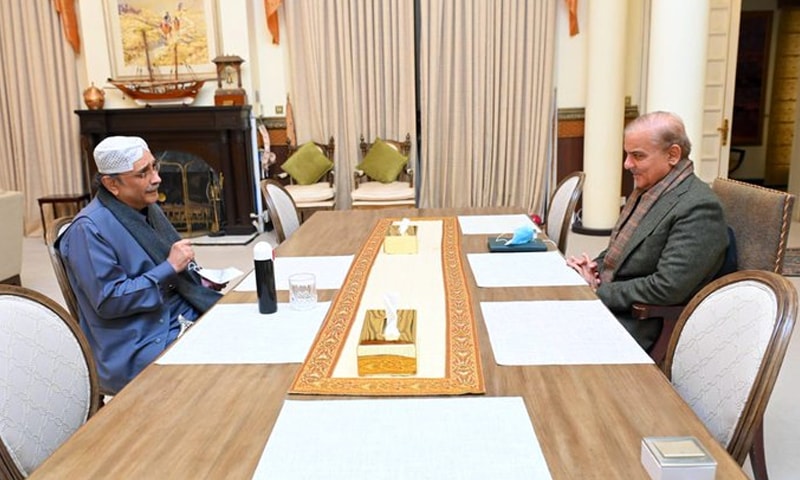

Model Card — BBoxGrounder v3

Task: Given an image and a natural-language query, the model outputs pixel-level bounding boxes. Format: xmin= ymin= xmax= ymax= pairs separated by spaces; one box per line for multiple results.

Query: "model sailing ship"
xmin=108 ymin=30 xmax=211 ymax=106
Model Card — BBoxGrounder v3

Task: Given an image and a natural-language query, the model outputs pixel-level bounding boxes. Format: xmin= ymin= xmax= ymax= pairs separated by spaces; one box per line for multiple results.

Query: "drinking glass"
xmin=289 ymin=273 xmax=317 ymax=310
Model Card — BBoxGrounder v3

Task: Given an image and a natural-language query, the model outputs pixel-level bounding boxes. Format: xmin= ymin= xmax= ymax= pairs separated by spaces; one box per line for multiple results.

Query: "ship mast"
xmin=142 ymin=30 xmax=154 ymax=82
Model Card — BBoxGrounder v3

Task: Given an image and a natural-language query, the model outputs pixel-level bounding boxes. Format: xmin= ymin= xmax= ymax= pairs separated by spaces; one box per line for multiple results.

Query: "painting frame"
xmin=103 ymin=0 xmax=221 ymax=80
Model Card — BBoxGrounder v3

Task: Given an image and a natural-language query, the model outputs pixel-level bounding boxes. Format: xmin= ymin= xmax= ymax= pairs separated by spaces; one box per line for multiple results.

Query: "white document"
xmin=481 ymin=300 xmax=653 ymax=365
xmin=458 ymin=214 xmax=540 ymax=235
xmin=156 ymin=302 xmax=330 ymax=365
xmin=253 ymin=397 xmax=552 ymax=480
xmin=196 ymin=267 xmax=243 ymax=285
xmin=467 ymin=251 xmax=587 ymax=287
xmin=234 ymin=255 xmax=354 ymax=291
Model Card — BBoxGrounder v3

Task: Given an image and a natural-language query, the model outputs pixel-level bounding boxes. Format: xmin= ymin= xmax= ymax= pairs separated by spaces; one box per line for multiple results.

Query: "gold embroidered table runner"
xmin=290 ymin=217 xmax=485 ymax=395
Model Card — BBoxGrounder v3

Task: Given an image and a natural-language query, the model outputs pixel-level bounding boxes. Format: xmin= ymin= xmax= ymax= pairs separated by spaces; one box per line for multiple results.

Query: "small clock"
xmin=212 ymin=55 xmax=247 ymax=106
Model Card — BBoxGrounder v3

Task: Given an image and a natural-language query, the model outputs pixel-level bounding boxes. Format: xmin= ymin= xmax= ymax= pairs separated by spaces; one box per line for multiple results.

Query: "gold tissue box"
xmin=383 ymin=224 xmax=418 ymax=254
xmin=357 ymin=309 xmax=417 ymax=376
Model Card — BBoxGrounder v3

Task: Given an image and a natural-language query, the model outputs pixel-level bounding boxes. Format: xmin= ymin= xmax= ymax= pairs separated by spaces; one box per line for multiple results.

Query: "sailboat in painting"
xmin=108 ymin=29 xmax=211 ymax=106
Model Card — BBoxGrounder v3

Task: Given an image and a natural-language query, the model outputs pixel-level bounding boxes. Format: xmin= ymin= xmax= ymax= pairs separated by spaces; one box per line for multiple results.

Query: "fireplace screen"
xmin=155 ymin=151 xmax=224 ymax=234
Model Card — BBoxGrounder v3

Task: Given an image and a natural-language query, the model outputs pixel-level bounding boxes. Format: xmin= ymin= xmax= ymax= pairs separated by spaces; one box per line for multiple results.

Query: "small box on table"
xmin=384 ymin=224 xmax=418 ymax=254
xmin=357 ymin=309 xmax=417 ymax=376
xmin=641 ymin=436 xmax=716 ymax=480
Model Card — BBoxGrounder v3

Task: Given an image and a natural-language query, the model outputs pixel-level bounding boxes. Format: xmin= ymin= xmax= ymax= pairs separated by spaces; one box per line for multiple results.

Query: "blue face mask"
xmin=504 ymin=224 xmax=535 ymax=246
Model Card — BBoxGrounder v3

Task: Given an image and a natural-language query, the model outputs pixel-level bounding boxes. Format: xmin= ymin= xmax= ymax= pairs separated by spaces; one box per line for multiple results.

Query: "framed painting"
xmin=103 ymin=0 xmax=220 ymax=80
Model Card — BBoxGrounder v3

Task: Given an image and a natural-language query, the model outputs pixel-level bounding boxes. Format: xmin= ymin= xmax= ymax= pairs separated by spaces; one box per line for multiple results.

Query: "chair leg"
xmin=750 ymin=419 xmax=769 ymax=480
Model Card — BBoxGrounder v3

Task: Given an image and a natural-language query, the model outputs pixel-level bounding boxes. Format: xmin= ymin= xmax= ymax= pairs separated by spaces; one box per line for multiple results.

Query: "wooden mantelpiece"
xmin=75 ymin=106 xmax=257 ymax=233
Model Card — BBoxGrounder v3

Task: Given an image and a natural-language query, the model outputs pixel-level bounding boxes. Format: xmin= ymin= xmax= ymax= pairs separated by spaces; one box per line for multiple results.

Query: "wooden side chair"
xmin=46 ymin=216 xmax=80 ymax=323
xmin=261 ymin=179 xmax=301 ymax=243
xmin=0 ymin=285 xmax=100 ymax=479
xmin=278 ymin=136 xmax=336 ymax=222
xmin=544 ymin=172 xmax=585 ymax=254
xmin=351 ymin=133 xmax=415 ymax=209
xmin=663 ymin=270 xmax=797 ymax=479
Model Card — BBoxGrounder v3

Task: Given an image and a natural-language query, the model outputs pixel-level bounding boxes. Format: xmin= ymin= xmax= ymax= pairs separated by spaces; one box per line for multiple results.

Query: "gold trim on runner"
xmin=289 ymin=217 xmax=485 ymax=395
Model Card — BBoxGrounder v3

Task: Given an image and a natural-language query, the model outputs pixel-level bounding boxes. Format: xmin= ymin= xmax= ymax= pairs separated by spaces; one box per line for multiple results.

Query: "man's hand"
xmin=566 ymin=252 xmax=600 ymax=291
xmin=168 ymin=239 xmax=195 ymax=272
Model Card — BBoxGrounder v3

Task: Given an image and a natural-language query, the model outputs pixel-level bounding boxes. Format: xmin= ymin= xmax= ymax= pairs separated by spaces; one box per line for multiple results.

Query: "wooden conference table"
xmin=31 ymin=208 xmax=746 ymax=479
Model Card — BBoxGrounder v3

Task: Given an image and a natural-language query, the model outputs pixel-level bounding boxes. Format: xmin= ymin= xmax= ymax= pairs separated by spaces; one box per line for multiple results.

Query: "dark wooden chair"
xmin=351 ymin=133 xmax=415 ymax=209
xmin=279 ymin=136 xmax=336 ymax=222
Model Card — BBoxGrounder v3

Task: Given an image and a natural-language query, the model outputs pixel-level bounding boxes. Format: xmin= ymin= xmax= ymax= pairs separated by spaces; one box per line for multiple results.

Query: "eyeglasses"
xmin=118 ymin=161 xmax=161 ymax=180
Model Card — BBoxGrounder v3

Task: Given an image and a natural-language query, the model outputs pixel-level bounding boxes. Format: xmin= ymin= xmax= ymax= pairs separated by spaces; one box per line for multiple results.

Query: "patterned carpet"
xmin=783 ymin=248 xmax=800 ymax=276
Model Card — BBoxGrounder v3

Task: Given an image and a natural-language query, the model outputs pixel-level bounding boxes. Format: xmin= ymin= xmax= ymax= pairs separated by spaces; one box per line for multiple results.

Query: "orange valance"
xmin=53 ymin=0 xmax=80 ymax=53
xmin=265 ymin=0 xmax=282 ymax=45
xmin=566 ymin=0 xmax=579 ymax=37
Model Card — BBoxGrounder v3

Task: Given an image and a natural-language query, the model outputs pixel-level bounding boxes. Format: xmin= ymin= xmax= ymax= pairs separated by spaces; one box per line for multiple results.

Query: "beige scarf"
xmin=600 ymin=158 xmax=694 ymax=285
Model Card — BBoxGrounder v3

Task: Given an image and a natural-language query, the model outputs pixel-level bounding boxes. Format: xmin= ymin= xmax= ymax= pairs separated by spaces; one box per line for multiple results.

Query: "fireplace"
xmin=76 ymin=106 xmax=257 ymax=234
xmin=155 ymin=151 xmax=223 ymax=234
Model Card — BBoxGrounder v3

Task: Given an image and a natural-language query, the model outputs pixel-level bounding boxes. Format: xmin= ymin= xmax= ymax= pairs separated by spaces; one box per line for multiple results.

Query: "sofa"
xmin=0 ymin=190 xmax=24 ymax=285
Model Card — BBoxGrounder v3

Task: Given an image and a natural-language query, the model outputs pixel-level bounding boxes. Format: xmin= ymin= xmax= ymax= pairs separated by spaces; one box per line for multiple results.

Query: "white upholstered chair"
xmin=544 ymin=172 xmax=585 ymax=254
xmin=663 ymin=270 xmax=797 ymax=475
xmin=351 ymin=134 xmax=415 ymax=208
xmin=0 ymin=285 xmax=100 ymax=479
xmin=261 ymin=179 xmax=301 ymax=243
xmin=279 ymin=137 xmax=336 ymax=222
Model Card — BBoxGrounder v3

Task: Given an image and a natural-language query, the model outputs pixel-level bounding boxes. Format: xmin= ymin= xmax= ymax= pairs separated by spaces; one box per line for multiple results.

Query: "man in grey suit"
xmin=568 ymin=111 xmax=728 ymax=350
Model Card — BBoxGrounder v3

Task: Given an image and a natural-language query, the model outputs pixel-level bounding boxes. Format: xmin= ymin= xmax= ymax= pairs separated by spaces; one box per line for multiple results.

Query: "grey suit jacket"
xmin=594 ymin=174 xmax=728 ymax=345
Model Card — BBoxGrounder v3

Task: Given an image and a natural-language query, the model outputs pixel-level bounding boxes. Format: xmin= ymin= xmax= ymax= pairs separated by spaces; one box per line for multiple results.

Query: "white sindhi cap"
xmin=94 ymin=136 xmax=150 ymax=174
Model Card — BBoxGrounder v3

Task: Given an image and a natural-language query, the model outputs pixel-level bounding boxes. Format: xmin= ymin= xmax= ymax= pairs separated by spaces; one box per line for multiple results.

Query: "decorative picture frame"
xmin=103 ymin=0 xmax=220 ymax=80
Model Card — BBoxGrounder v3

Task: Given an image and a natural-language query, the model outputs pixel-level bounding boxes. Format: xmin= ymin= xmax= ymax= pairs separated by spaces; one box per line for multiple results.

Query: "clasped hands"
xmin=566 ymin=253 xmax=600 ymax=291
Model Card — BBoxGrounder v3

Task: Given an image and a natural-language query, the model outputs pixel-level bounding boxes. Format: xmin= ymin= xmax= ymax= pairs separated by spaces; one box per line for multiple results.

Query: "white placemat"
xmin=481 ymin=300 xmax=653 ymax=365
xmin=253 ymin=397 xmax=552 ymax=480
xmin=458 ymin=214 xmax=540 ymax=235
xmin=234 ymin=255 xmax=354 ymax=291
xmin=467 ymin=251 xmax=587 ymax=287
xmin=156 ymin=302 xmax=330 ymax=364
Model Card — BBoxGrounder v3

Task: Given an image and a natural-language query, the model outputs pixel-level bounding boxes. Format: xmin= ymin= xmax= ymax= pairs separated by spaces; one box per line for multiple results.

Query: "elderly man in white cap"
xmin=59 ymin=136 xmax=222 ymax=394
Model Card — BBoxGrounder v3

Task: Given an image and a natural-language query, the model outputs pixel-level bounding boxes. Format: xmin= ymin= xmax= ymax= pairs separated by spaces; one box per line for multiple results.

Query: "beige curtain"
xmin=418 ymin=0 xmax=557 ymax=212
xmin=0 ymin=1 xmax=82 ymax=235
xmin=282 ymin=0 xmax=416 ymax=208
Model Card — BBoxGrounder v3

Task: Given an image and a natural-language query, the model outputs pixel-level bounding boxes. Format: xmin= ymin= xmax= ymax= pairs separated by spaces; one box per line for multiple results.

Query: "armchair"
xmin=278 ymin=137 xmax=336 ymax=222
xmin=351 ymin=133 xmax=415 ymax=209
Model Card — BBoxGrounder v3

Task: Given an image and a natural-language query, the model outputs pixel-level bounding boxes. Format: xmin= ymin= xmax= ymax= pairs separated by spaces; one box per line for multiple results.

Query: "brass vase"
xmin=83 ymin=83 xmax=105 ymax=110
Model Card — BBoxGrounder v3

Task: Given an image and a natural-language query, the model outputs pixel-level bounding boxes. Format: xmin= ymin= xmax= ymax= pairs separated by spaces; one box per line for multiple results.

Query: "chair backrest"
xmin=664 ymin=270 xmax=797 ymax=465
xmin=546 ymin=172 xmax=585 ymax=253
xmin=261 ymin=179 xmax=301 ymax=243
xmin=0 ymin=285 xmax=100 ymax=478
xmin=46 ymin=216 xmax=80 ymax=323
xmin=286 ymin=136 xmax=336 ymax=186
xmin=711 ymin=178 xmax=794 ymax=274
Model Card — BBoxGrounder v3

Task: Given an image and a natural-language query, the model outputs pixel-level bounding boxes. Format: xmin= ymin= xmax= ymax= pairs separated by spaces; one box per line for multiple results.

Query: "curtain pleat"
xmin=419 ymin=0 xmax=556 ymax=211
xmin=0 ymin=1 xmax=82 ymax=235
xmin=283 ymin=0 xmax=416 ymax=209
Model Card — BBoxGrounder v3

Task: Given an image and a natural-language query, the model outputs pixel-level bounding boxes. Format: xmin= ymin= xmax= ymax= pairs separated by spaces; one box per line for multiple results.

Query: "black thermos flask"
xmin=253 ymin=241 xmax=277 ymax=314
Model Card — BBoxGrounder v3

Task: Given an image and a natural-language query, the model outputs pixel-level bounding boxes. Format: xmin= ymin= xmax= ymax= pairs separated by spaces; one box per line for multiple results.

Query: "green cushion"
xmin=357 ymin=138 xmax=408 ymax=183
xmin=281 ymin=142 xmax=334 ymax=185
